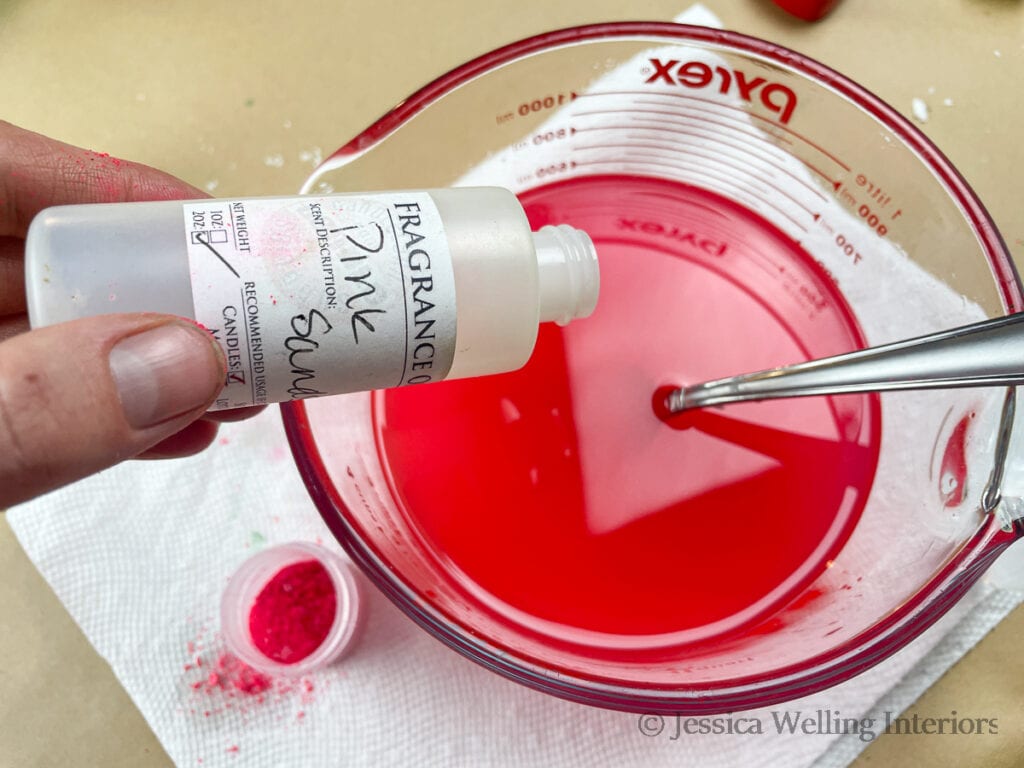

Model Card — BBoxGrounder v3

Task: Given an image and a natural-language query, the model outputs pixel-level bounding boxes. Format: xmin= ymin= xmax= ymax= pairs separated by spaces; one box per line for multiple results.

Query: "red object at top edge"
xmin=771 ymin=0 xmax=840 ymax=21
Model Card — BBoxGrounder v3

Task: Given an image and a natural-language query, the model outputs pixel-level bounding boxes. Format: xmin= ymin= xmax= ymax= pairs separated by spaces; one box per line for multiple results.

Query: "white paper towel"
xmin=7 ymin=405 xmax=1023 ymax=768
xmin=8 ymin=5 xmax=1024 ymax=767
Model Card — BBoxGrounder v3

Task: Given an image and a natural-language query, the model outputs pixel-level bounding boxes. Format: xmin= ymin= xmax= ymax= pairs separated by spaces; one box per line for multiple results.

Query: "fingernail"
xmin=109 ymin=323 xmax=223 ymax=428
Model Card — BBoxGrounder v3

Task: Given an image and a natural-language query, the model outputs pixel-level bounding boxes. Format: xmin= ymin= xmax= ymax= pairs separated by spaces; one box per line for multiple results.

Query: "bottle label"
xmin=183 ymin=194 xmax=457 ymax=410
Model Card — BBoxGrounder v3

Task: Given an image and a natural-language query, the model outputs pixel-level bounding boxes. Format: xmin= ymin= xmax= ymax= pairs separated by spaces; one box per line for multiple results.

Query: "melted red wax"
xmin=248 ymin=559 xmax=337 ymax=663
xmin=938 ymin=411 xmax=974 ymax=507
xmin=378 ymin=175 xmax=880 ymax=644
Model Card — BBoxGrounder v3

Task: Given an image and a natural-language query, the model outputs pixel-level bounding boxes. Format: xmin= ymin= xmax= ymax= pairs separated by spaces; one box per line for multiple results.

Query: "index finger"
xmin=0 ymin=120 xmax=207 ymax=238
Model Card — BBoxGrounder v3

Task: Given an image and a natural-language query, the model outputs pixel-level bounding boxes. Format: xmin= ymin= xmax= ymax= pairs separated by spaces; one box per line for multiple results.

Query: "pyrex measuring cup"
xmin=283 ymin=23 xmax=1024 ymax=713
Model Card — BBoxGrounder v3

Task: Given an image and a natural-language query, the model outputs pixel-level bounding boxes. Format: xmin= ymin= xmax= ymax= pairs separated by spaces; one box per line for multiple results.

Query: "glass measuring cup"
xmin=283 ymin=23 xmax=1024 ymax=713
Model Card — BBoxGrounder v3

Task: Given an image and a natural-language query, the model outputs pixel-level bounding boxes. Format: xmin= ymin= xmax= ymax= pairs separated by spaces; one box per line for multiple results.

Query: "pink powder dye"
xmin=183 ymin=628 xmax=320 ymax=718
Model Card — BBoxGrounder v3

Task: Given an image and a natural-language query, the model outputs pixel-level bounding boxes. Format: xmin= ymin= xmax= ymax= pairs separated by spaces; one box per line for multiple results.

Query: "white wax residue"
xmin=299 ymin=147 xmax=323 ymax=167
xmin=912 ymin=97 xmax=930 ymax=123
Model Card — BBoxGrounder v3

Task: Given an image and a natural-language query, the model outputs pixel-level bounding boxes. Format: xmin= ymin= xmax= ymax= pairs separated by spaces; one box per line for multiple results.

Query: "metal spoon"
xmin=665 ymin=311 xmax=1024 ymax=413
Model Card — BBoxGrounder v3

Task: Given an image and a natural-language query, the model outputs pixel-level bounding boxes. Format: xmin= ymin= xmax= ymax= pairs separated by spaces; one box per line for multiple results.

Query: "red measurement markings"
xmin=496 ymin=93 xmax=579 ymax=124
xmin=569 ymin=119 xmax=828 ymax=204
xmin=628 ymin=101 xmax=840 ymax=190
xmin=570 ymin=104 xmax=840 ymax=197
xmin=571 ymin=156 xmax=809 ymax=234
xmin=576 ymin=100 xmax=794 ymax=148
xmin=577 ymin=105 xmax=826 ymax=193
xmin=574 ymin=90 xmax=852 ymax=172
xmin=570 ymin=140 xmax=817 ymax=228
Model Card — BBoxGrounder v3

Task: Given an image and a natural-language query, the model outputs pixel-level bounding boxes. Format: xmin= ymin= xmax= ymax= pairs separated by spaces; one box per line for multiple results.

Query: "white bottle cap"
xmin=532 ymin=224 xmax=600 ymax=326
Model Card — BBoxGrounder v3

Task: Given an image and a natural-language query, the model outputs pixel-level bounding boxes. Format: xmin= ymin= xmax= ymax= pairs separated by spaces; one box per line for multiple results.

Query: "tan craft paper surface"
xmin=2 ymin=1 xmax=1023 ymax=765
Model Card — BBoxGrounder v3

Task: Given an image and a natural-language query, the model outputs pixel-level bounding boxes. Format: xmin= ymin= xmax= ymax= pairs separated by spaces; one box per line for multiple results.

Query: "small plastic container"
xmin=221 ymin=542 xmax=362 ymax=676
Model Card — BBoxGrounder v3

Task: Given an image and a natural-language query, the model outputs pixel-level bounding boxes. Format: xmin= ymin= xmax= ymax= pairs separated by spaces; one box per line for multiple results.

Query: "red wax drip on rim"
xmin=377 ymin=175 xmax=880 ymax=647
xmin=248 ymin=559 xmax=337 ymax=663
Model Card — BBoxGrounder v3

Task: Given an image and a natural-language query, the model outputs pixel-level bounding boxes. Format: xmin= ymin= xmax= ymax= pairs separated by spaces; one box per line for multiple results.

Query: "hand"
xmin=0 ymin=121 xmax=262 ymax=507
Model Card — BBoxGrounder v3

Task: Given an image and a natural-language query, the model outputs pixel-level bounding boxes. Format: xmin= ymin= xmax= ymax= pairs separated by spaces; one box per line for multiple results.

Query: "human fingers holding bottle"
xmin=0 ymin=121 xmax=261 ymax=508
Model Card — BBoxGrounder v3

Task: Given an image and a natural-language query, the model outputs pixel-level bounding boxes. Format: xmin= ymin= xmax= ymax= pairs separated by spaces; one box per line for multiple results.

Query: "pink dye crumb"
xmin=182 ymin=621 xmax=325 ymax=740
xmin=227 ymin=745 xmax=240 ymax=754
xmin=184 ymin=643 xmax=322 ymax=718
xmin=88 ymin=150 xmax=123 ymax=167
xmin=188 ymin=653 xmax=271 ymax=696
xmin=224 ymin=655 xmax=272 ymax=694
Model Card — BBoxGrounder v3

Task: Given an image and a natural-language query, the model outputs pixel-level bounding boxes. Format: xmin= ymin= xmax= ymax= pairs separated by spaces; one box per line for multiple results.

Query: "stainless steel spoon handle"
xmin=667 ymin=311 xmax=1024 ymax=413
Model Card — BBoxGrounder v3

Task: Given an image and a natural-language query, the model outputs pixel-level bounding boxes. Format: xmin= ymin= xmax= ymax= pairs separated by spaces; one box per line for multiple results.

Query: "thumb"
xmin=0 ymin=314 xmax=224 ymax=507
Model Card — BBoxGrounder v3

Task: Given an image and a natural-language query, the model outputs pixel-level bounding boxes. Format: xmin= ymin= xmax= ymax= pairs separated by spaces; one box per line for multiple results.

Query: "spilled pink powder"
xmin=182 ymin=623 xmax=320 ymax=765
xmin=182 ymin=628 xmax=320 ymax=717
xmin=189 ymin=653 xmax=271 ymax=697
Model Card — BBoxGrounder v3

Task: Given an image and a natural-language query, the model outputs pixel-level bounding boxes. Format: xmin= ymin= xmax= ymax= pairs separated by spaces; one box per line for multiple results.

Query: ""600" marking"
xmin=536 ymin=162 xmax=570 ymax=179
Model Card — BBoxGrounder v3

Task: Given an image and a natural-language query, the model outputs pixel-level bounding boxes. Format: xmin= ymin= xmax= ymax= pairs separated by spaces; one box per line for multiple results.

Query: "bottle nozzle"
xmin=532 ymin=224 xmax=600 ymax=325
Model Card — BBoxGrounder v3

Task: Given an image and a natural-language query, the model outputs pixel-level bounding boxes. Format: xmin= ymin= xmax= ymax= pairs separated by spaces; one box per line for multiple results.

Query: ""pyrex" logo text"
xmin=644 ymin=58 xmax=798 ymax=124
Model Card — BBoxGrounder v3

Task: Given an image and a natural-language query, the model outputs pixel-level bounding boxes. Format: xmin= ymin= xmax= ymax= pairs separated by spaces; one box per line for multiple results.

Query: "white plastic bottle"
xmin=25 ymin=187 xmax=599 ymax=410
